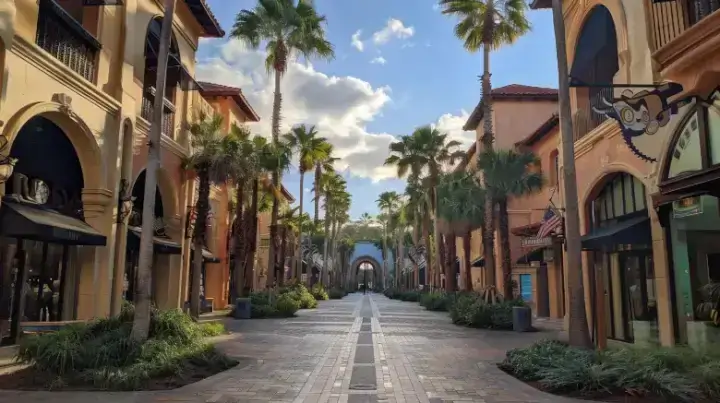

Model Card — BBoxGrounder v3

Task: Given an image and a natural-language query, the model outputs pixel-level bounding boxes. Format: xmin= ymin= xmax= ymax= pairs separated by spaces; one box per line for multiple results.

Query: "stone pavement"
xmin=0 ymin=293 xmax=591 ymax=403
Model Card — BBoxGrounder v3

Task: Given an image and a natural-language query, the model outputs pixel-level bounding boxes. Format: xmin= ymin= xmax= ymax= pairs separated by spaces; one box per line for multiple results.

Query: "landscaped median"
xmin=0 ymin=304 xmax=237 ymax=391
xmin=235 ymin=282 xmax=349 ymax=319
xmin=383 ymin=288 xmax=528 ymax=330
xmin=499 ymin=339 xmax=720 ymax=402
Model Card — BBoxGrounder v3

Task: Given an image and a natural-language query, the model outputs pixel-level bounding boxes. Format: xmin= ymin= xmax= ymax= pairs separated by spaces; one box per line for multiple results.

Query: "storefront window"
xmin=668 ymin=111 xmax=703 ymax=178
xmin=708 ymin=97 xmax=720 ymax=164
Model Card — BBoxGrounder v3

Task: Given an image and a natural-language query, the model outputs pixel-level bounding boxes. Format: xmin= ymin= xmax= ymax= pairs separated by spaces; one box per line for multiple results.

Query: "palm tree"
xmin=377 ymin=191 xmax=400 ymax=289
xmin=404 ymin=179 xmax=425 ymax=289
xmin=360 ymin=213 xmax=374 ymax=226
xmin=437 ymin=171 xmax=485 ymax=291
xmin=385 ymin=126 xmax=464 ymax=290
xmin=439 ymin=0 xmax=531 ymax=288
xmin=284 ymin=124 xmax=329 ymax=282
xmin=313 ymin=143 xmax=337 ymax=227
xmin=231 ymin=0 xmax=335 ymax=293
xmin=225 ymin=124 xmax=257 ymax=300
xmin=184 ymin=113 xmax=234 ymax=319
xmin=320 ymin=172 xmax=346 ymax=286
xmin=325 ymin=179 xmax=350 ymax=287
xmin=478 ymin=149 xmax=544 ymax=298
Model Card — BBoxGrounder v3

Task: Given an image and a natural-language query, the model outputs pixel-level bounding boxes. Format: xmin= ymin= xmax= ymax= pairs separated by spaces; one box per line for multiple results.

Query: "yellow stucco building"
xmin=0 ymin=0 xmax=227 ymax=344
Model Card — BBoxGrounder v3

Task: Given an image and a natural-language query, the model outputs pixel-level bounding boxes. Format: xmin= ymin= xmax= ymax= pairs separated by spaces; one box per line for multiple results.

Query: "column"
xmin=649 ymin=206 xmax=675 ymax=346
xmin=164 ymin=214 xmax=184 ymax=309
xmin=77 ymin=188 xmax=113 ymax=320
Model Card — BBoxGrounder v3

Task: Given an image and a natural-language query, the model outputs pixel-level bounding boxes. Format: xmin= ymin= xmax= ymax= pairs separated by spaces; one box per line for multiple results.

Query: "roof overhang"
xmin=183 ymin=0 xmax=225 ymax=38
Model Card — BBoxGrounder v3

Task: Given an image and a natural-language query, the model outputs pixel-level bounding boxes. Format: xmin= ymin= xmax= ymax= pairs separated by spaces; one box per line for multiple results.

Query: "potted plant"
xmin=691 ymin=282 xmax=720 ymax=349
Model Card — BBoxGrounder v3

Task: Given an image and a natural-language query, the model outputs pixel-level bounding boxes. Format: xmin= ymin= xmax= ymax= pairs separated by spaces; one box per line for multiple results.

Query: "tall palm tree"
xmin=183 ymin=113 xmax=234 ymax=319
xmin=231 ymin=0 xmax=335 ymax=292
xmin=478 ymin=149 xmax=544 ymax=298
xmin=437 ymin=170 xmax=485 ymax=292
xmin=321 ymin=172 xmax=346 ymax=285
xmin=439 ymin=0 xmax=531 ymax=288
xmin=377 ymin=191 xmax=400 ymax=289
xmin=404 ymin=178 xmax=426 ymax=289
xmin=313 ymin=143 xmax=337 ymax=227
xmin=284 ymin=124 xmax=329 ymax=281
xmin=360 ymin=213 xmax=374 ymax=226
xmin=385 ymin=126 xmax=464 ymax=289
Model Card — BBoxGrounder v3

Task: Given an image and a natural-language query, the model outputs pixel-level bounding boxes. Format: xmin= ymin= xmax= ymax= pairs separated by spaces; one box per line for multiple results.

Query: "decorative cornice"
xmin=573 ymin=120 xmax=618 ymax=159
xmin=10 ymin=35 xmax=121 ymax=114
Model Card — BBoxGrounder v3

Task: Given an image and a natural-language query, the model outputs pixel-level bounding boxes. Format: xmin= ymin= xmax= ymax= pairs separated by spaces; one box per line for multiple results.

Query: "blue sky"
xmin=198 ymin=0 xmax=559 ymax=219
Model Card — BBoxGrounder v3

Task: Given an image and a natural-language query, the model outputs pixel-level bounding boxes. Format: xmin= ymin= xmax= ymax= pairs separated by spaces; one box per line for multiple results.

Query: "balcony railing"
xmin=573 ymin=87 xmax=613 ymax=141
xmin=141 ymin=87 xmax=176 ymax=138
xmin=649 ymin=0 xmax=720 ymax=50
xmin=35 ymin=0 xmax=101 ymax=82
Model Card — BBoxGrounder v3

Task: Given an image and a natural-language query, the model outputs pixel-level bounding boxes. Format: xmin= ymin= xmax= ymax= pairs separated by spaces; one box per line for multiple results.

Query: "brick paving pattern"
xmin=0 ymin=293 xmax=594 ymax=403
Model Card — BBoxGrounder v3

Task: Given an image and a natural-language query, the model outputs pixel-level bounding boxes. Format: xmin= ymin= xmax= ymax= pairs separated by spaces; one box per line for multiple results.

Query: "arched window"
xmin=571 ymin=6 xmax=619 ymax=139
xmin=549 ymin=149 xmax=559 ymax=186
xmin=590 ymin=172 xmax=647 ymax=230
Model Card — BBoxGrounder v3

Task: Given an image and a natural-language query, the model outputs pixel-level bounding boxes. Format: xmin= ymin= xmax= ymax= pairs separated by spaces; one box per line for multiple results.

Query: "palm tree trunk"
xmin=431 ymin=186 xmax=442 ymax=291
xmin=297 ymin=173 xmax=305 ymax=283
xmin=191 ymin=171 xmax=211 ymax=319
xmin=245 ymin=179 xmax=259 ymax=294
xmin=131 ymin=0 xmax=175 ymax=342
xmin=422 ymin=211 xmax=431 ymax=289
xmin=279 ymin=225 xmax=287 ymax=286
xmin=481 ymin=42 xmax=497 ymax=289
xmin=445 ymin=232 xmax=456 ymax=292
xmin=232 ymin=182 xmax=245 ymax=300
xmin=498 ymin=198 xmax=513 ymax=299
xmin=552 ymin=0 xmax=592 ymax=348
xmin=322 ymin=200 xmax=331 ymax=286
xmin=413 ymin=216 xmax=420 ymax=289
xmin=314 ymin=165 xmax=321 ymax=228
xmin=268 ymin=67 xmax=283 ymax=291
xmin=463 ymin=230 xmax=472 ymax=291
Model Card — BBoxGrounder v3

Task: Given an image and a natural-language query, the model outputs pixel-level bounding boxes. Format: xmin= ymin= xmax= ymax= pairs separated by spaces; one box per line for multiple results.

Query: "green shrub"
xmin=399 ymin=291 xmax=419 ymax=302
xmin=420 ymin=292 xmax=449 ymax=311
xmin=500 ymin=340 xmax=720 ymax=401
xmin=311 ymin=284 xmax=329 ymax=301
xmin=199 ymin=322 xmax=225 ymax=337
xmin=328 ymin=288 xmax=346 ymax=299
xmin=448 ymin=293 xmax=526 ymax=329
xmin=275 ymin=294 xmax=300 ymax=316
xmin=15 ymin=307 xmax=237 ymax=390
xmin=251 ymin=303 xmax=278 ymax=318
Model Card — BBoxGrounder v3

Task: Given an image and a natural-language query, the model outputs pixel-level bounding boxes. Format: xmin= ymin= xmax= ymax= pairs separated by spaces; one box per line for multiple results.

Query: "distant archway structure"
xmin=351 ymin=255 xmax=381 ymax=288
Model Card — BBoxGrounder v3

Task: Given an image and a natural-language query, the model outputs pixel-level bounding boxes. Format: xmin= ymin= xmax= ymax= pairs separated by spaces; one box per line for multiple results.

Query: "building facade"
xmin=0 ymin=0 xmax=226 ymax=344
xmin=531 ymin=0 xmax=720 ymax=348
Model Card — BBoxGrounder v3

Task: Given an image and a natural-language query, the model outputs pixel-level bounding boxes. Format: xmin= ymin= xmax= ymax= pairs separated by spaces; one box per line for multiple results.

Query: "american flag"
xmin=537 ymin=207 xmax=562 ymax=238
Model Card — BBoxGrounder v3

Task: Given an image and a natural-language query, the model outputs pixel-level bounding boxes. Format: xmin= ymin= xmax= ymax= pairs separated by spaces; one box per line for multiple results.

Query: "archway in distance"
xmin=350 ymin=255 xmax=381 ymax=290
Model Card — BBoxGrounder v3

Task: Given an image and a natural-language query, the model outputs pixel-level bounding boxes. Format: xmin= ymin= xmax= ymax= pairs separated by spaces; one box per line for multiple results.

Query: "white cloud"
xmin=351 ymin=30 xmax=364 ymax=52
xmin=433 ymin=110 xmax=476 ymax=171
xmin=370 ymin=56 xmax=387 ymax=65
xmin=195 ymin=39 xmax=398 ymax=182
xmin=372 ymin=18 xmax=415 ymax=45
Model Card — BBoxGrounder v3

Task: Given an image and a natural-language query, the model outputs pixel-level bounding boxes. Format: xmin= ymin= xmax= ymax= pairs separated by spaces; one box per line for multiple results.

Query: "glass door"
xmin=619 ymin=251 xmax=658 ymax=343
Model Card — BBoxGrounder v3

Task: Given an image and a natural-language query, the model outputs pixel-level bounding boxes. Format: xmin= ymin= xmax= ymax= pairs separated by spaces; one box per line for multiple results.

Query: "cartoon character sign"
xmin=592 ymin=82 xmax=694 ymax=162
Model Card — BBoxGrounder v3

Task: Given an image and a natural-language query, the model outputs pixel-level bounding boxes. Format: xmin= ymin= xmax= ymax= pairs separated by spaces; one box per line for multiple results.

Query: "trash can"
xmin=234 ymin=298 xmax=251 ymax=319
xmin=513 ymin=306 xmax=532 ymax=332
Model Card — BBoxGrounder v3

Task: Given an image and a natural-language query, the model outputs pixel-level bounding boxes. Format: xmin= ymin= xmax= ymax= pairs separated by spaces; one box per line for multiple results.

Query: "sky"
xmin=196 ymin=0 xmax=559 ymax=220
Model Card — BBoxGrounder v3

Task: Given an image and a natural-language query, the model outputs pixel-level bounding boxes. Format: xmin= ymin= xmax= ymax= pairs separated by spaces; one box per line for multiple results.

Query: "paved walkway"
xmin=0 ymin=293 xmax=588 ymax=403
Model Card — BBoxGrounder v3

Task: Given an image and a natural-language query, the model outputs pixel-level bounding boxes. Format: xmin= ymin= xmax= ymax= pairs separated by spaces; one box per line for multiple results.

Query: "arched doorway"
xmin=571 ymin=5 xmax=619 ymax=138
xmin=124 ymin=170 xmax=181 ymax=303
xmin=351 ymin=256 xmax=381 ymax=291
xmin=580 ymin=172 xmax=657 ymax=345
xmin=0 ymin=116 xmax=106 ymax=344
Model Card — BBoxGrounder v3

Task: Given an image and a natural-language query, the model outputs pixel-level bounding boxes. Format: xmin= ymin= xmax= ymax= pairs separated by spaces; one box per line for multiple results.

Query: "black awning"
xmin=581 ymin=216 xmax=651 ymax=250
xmin=191 ymin=245 xmax=220 ymax=263
xmin=0 ymin=201 xmax=106 ymax=246
xmin=516 ymin=248 xmax=545 ymax=264
xmin=127 ymin=226 xmax=182 ymax=254
xmin=569 ymin=6 xmax=618 ymax=87
xmin=471 ymin=256 xmax=484 ymax=267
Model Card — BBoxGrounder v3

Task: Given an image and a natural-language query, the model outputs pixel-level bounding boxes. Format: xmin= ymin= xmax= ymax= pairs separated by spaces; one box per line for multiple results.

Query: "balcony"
xmin=35 ymin=0 xmax=101 ymax=82
xmin=650 ymin=0 xmax=720 ymax=93
xmin=141 ymin=87 xmax=176 ymax=139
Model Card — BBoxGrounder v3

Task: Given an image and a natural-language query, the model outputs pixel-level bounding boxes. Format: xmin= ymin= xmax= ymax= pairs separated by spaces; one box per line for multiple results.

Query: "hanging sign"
xmin=521 ymin=237 xmax=553 ymax=248
xmin=673 ymin=196 xmax=703 ymax=218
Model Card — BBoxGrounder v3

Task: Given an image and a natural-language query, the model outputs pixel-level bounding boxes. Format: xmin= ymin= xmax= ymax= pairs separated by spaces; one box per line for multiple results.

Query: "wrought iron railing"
xmin=141 ymin=87 xmax=176 ymax=138
xmin=573 ymin=87 xmax=613 ymax=141
xmin=649 ymin=0 xmax=720 ymax=50
xmin=35 ymin=0 xmax=101 ymax=82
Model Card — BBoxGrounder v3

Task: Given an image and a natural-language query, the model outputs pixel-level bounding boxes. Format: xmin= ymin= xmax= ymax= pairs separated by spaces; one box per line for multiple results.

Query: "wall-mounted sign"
xmin=521 ymin=237 xmax=553 ymax=248
xmin=673 ymin=196 xmax=703 ymax=218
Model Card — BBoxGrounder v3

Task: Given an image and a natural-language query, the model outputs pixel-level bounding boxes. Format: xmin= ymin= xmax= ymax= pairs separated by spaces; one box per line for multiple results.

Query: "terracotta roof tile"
xmin=198 ymin=81 xmax=260 ymax=122
xmin=184 ymin=0 xmax=225 ymax=38
xmin=462 ymin=84 xmax=558 ymax=130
